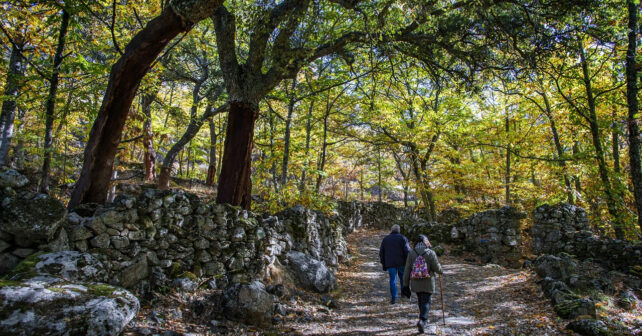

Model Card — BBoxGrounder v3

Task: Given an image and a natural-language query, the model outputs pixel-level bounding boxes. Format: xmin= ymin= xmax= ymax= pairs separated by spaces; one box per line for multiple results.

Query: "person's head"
xmin=391 ymin=224 xmax=400 ymax=233
xmin=415 ymin=234 xmax=431 ymax=248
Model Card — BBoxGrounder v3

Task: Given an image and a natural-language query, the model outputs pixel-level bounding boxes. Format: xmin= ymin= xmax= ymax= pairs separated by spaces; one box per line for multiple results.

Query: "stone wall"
xmin=532 ymin=203 xmax=642 ymax=271
xmin=452 ymin=206 xmax=526 ymax=267
xmin=1 ymin=184 xmax=349 ymax=292
xmin=337 ymin=201 xmax=418 ymax=232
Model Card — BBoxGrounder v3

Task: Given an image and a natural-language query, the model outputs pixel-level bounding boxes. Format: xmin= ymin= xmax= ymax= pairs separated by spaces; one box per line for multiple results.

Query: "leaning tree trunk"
xmin=0 ymin=39 xmax=26 ymax=166
xmin=158 ymin=104 xmax=227 ymax=189
xmin=40 ymin=9 xmax=70 ymax=193
xmin=626 ymin=0 xmax=642 ymax=233
xmin=216 ymin=101 xmax=259 ymax=209
xmin=142 ymin=92 xmax=157 ymax=181
xmin=68 ymin=0 xmax=223 ymax=208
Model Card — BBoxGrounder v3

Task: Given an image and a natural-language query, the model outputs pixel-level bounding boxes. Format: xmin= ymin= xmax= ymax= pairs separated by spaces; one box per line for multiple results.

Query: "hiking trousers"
xmin=387 ymin=267 xmax=404 ymax=299
xmin=417 ymin=292 xmax=432 ymax=321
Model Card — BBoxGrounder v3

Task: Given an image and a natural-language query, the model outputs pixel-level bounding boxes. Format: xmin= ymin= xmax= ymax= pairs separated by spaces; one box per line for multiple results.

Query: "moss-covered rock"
xmin=566 ymin=319 xmax=610 ymax=336
xmin=0 ymin=280 xmax=139 ymax=336
xmin=6 ymin=251 xmax=108 ymax=283
xmin=0 ymin=192 xmax=67 ymax=247
xmin=554 ymin=297 xmax=596 ymax=319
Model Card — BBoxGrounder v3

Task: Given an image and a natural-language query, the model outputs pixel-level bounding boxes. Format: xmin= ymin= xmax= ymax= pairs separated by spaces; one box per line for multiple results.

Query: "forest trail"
xmin=280 ymin=229 xmax=570 ymax=336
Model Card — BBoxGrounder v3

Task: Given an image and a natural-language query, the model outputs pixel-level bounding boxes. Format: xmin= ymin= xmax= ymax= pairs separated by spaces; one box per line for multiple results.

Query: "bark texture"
xmin=626 ymin=0 xmax=642 ymax=233
xmin=0 ymin=40 xmax=26 ymax=166
xmin=69 ymin=0 xmax=223 ymax=208
xmin=69 ymin=8 xmax=192 ymax=208
xmin=215 ymin=102 xmax=258 ymax=209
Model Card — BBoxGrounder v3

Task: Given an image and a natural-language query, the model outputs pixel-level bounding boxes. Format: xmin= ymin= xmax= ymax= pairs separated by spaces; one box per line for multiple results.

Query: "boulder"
xmin=0 ymin=253 xmax=21 ymax=275
xmin=0 ymin=169 xmax=29 ymax=188
xmin=554 ymin=297 xmax=596 ymax=319
xmin=222 ymin=281 xmax=275 ymax=327
xmin=118 ymin=257 xmax=148 ymax=288
xmin=173 ymin=277 xmax=198 ymax=292
xmin=6 ymin=251 xmax=108 ymax=283
xmin=534 ymin=254 xmax=577 ymax=282
xmin=0 ymin=280 xmax=139 ymax=336
xmin=0 ymin=193 xmax=67 ymax=247
xmin=286 ymin=251 xmax=336 ymax=293
xmin=617 ymin=289 xmax=639 ymax=310
xmin=566 ymin=319 xmax=609 ymax=336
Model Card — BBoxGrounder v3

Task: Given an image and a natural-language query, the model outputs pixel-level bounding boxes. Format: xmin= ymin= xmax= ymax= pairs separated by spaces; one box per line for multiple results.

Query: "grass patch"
xmin=6 ymin=252 xmax=45 ymax=280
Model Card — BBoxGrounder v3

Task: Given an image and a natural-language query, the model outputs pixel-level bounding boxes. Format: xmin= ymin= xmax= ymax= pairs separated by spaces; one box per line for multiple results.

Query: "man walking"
xmin=379 ymin=224 xmax=411 ymax=304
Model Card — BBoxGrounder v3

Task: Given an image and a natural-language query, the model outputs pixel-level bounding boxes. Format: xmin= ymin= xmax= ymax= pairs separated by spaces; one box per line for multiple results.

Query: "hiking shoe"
xmin=417 ymin=320 xmax=425 ymax=333
xmin=390 ymin=298 xmax=396 ymax=304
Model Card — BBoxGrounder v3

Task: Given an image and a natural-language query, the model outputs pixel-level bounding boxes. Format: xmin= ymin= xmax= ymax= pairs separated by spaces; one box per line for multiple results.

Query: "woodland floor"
xmin=277 ymin=229 xmax=570 ymax=336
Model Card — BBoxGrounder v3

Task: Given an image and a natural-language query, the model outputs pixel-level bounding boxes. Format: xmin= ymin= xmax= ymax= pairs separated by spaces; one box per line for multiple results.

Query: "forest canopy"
xmin=0 ymin=0 xmax=641 ymax=239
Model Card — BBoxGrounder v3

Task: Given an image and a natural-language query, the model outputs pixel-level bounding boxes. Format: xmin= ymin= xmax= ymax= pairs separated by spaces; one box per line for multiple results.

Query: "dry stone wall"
xmin=532 ymin=203 xmax=642 ymax=272
xmin=337 ymin=201 xmax=418 ymax=233
xmin=1 ymin=186 xmax=349 ymax=293
xmin=451 ymin=206 xmax=526 ymax=267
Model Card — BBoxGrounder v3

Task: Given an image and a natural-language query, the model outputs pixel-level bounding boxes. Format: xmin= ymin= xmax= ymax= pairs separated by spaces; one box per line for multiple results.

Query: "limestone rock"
xmin=0 ymin=280 xmax=139 ymax=336
xmin=0 ymin=169 xmax=28 ymax=188
xmin=534 ymin=254 xmax=577 ymax=282
xmin=7 ymin=251 xmax=108 ymax=283
xmin=554 ymin=297 xmax=596 ymax=319
xmin=566 ymin=319 xmax=609 ymax=336
xmin=287 ymin=251 xmax=336 ymax=293
xmin=173 ymin=277 xmax=198 ymax=292
xmin=222 ymin=281 xmax=275 ymax=327
xmin=118 ymin=258 xmax=148 ymax=288
xmin=0 ymin=193 xmax=67 ymax=247
xmin=0 ymin=253 xmax=21 ymax=275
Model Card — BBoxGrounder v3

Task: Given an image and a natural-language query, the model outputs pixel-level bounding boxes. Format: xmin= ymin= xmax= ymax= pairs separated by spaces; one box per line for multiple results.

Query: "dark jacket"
xmin=379 ymin=232 xmax=411 ymax=269
xmin=403 ymin=244 xmax=443 ymax=293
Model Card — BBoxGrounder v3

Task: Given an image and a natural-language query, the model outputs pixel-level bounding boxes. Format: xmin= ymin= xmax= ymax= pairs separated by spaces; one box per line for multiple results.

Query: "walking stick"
xmin=438 ymin=274 xmax=446 ymax=326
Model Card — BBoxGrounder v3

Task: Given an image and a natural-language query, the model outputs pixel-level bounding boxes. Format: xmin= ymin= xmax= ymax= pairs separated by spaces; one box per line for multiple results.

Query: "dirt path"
xmin=280 ymin=229 xmax=570 ymax=335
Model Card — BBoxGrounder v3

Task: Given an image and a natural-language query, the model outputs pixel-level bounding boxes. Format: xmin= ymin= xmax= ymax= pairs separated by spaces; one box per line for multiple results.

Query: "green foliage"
xmin=0 ymin=0 xmax=639 ymax=238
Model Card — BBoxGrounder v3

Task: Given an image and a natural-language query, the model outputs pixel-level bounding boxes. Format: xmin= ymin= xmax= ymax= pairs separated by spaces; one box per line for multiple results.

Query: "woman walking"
xmin=402 ymin=234 xmax=443 ymax=334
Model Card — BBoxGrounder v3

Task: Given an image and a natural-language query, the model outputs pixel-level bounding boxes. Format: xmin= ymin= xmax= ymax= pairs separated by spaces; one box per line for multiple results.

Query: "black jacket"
xmin=379 ymin=232 xmax=411 ymax=268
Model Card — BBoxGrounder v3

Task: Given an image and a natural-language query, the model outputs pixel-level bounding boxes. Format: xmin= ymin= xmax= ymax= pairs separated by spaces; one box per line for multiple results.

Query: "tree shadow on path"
xmin=279 ymin=229 xmax=568 ymax=336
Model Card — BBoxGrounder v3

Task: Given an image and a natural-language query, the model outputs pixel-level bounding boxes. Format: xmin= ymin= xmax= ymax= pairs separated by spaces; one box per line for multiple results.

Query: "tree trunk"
xmin=268 ymin=107 xmax=279 ymax=193
xmin=505 ymin=113 xmax=511 ymax=205
xmin=299 ymin=100 xmax=313 ymax=192
xmin=216 ymin=101 xmax=259 ymax=209
xmin=0 ymin=39 xmax=26 ymax=166
xmin=377 ymin=147 xmax=382 ymax=202
xmin=540 ymin=90 xmax=575 ymax=204
xmin=315 ymin=108 xmax=330 ymax=192
xmin=612 ymin=108 xmax=620 ymax=174
xmin=579 ymin=40 xmax=624 ymax=239
xmin=142 ymin=92 xmax=157 ymax=181
xmin=409 ymin=147 xmax=433 ymax=221
xmin=158 ymin=84 xmax=205 ymax=189
xmin=206 ymin=118 xmax=217 ymax=186
xmin=68 ymin=3 xmax=219 ymax=208
xmin=281 ymin=78 xmax=297 ymax=185
xmin=40 ymin=9 xmax=70 ymax=193
xmin=626 ymin=0 xmax=642 ymax=233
